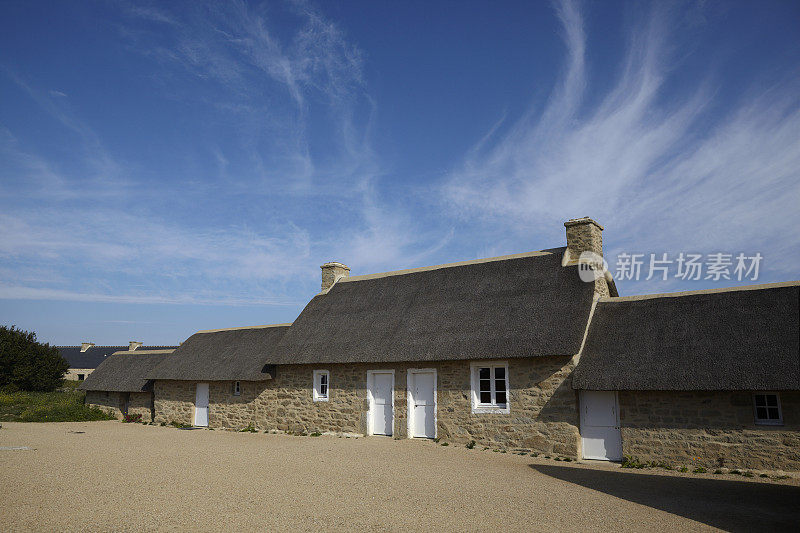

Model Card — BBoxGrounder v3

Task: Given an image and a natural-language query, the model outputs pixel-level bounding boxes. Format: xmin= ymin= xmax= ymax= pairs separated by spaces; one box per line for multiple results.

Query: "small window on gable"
xmin=753 ymin=393 xmax=782 ymax=425
xmin=313 ymin=370 xmax=329 ymax=402
xmin=77 ymin=374 xmax=85 ymax=381
xmin=233 ymin=381 xmax=241 ymax=396
xmin=470 ymin=363 xmax=510 ymax=414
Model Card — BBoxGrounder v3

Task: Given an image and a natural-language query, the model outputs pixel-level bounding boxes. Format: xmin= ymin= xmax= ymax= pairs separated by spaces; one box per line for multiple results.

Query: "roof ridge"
xmin=600 ymin=280 xmax=800 ymax=302
xmin=196 ymin=323 xmax=292 ymax=334
xmin=341 ymin=249 xmax=559 ymax=284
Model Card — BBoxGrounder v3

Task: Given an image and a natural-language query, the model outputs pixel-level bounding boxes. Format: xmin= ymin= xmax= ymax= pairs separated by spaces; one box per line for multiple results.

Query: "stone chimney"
xmin=320 ymin=262 xmax=350 ymax=292
xmin=129 ymin=341 xmax=143 ymax=351
xmin=564 ymin=217 xmax=612 ymax=298
xmin=564 ymin=217 xmax=603 ymax=261
xmin=80 ymin=342 xmax=94 ymax=352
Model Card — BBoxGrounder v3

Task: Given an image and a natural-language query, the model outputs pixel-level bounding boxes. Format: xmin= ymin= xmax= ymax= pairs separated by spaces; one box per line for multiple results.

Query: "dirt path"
xmin=1 ymin=422 xmax=798 ymax=532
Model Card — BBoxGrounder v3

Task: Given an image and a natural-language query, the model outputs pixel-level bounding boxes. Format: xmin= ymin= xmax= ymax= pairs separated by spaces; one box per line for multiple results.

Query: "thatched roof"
xmin=147 ymin=324 xmax=290 ymax=381
xmin=572 ymin=282 xmax=800 ymax=391
xmin=271 ymin=248 xmax=595 ymax=364
xmin=58 ymin=345 xmax=176 ymax=369
xmin=78 ymin=351 xmax=174 ymax=392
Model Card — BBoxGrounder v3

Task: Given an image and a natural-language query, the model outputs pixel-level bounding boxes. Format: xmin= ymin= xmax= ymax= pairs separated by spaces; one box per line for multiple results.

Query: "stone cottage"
xmin=143 ymin=217 xmax=800 ymax=471
xmin=79 ymin=349 xmax=175 ymax=421
xmin=572 ymin=282 xmax=800 ymax=471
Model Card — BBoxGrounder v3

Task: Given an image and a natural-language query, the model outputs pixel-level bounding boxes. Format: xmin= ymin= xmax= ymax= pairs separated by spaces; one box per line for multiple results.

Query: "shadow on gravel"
xmin=530 ymin=464 xmax=800 ymax=532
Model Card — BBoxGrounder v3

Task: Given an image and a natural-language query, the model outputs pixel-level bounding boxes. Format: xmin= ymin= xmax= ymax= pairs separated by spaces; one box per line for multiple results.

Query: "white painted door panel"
xmin=411 ymin=371 xmax=436 ymax=438
xmin=369 ymin=372 xmax=393 ymax=436
xmin=194 ymin=382 xmax=209 ymax=427
xmin=580 ymin=391 xmax=622 ymax=461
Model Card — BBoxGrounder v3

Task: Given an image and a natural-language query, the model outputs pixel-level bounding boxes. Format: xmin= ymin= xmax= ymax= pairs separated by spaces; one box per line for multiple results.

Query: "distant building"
xmin=58 ymin=342 xmax=177 ymax=381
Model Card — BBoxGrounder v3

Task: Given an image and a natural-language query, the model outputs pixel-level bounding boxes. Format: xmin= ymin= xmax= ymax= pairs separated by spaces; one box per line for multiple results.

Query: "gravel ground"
xmin=1 ymin=422 xmax=798 ymax=532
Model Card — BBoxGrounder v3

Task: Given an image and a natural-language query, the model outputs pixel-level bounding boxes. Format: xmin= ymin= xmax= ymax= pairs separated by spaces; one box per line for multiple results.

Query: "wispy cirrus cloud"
xmin=0 ymin=0 xmax=446 ymax=307
xmin=443 ymin=0 xmax=800 ymax=290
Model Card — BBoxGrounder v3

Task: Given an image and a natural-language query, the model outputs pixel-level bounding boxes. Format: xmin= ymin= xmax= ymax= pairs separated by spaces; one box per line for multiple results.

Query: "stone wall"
xmin=154 ymin=380 xmax=196 ymax=425
xmin=153 ymin=357 xmax=581 ymax=455
xmin=85 ymin=390 xmax=124 ymax=419
xmin=619 ymin=390 xmax=800 ymax=471
xmin=85 ymin=390 xmax=154 ymax=421
xmin=127 ymin=392 xmax=154 ymax=422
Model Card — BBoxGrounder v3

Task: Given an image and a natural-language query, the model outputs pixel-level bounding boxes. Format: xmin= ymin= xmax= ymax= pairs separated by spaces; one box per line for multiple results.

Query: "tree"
xmin=0 ymin=325 xmax=69 ymax=391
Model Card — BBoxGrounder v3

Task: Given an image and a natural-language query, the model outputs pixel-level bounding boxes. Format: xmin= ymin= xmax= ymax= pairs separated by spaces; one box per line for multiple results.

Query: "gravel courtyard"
xmin=1 ymin=422 xmax=798 ymax=532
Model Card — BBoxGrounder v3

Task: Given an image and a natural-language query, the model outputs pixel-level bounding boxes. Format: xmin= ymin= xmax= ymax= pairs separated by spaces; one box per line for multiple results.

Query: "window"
xmin=753 ymin=393 xmax=782 ymax=425
xmin=470 ymin=363 xmax=510 ymax=413
xmin=313 ymin=370 xmax=330 ymax=402
xmin=77 ymin=374 xmax=85 ymax=381
xmin=233 ymin=381 xmax=241 ymax=396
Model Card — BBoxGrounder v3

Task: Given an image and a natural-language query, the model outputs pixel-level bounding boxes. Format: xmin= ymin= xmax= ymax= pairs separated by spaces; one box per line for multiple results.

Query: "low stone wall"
xmin=85 ymin=390 xmax=124 ymax=419
xmin=619 ymin=391 xmax=800 ymax=471
xmin=153 ymin=357 xmax=581 ymax=455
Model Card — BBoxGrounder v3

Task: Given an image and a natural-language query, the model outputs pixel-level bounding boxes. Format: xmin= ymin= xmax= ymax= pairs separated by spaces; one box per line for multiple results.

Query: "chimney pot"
xmin=129 ymin=341 xmax=143 ymax=351
xmin=320 ymin=262 xmax=350 ymax=292
xmin=80 ymin=342 xmax=94 ymax=352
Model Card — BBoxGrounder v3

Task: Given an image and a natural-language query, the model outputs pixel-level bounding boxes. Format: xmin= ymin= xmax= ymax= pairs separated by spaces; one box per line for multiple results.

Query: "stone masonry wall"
xmin=86 ymin=391 xmax=154 ymax=421
xmin=127 ymin=392 xmax=154 ymax=422
xmin=619 ymin=391 xmax=800 ymax=471
xmin=153 ymin=356 xmax=582 ymax=455
xmin=85 ymin=390 xmax=124 ymax=419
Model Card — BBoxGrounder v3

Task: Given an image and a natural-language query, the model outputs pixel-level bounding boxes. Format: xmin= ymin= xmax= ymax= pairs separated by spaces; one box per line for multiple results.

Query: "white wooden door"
xmin=368 ymin=372 xmax=394 ymax=436
xmin=194 ymin=382 xmax=209 ymax=427
xmin=409 ymin=370 xmax=436 ymax=438
xmin=580 ymin=390 xmax=622 ymax=461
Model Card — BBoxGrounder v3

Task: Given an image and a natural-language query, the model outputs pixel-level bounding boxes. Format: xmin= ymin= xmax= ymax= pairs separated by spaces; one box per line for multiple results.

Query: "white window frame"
xmin=313 ymin=370 xmax=330 ymax=402
xmin=470 ymin=362 xmax=510 ymax=414
xmin=753 ymin=392 xmax=783 ymax=425
xmin=233 ymin=381 xmax=241 ymax=396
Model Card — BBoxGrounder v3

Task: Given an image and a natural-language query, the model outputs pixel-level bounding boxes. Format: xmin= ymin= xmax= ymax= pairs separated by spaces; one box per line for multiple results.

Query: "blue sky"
xmin=1 ymin=0 xmax=799 ymax=345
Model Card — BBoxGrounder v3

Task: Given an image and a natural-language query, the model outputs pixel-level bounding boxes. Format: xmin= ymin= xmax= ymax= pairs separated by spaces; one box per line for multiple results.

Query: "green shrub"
xmin=742 ymin=471 xmax=754 ymax=478
xmin=432 ymin=437 xmax=440 ymax=443
xmin=0 ymin=326 xmax=69 ymax=392
xmin=441 ymin=442 xmax=449 ymax=446
xmin=693 ymin=467 xmax=707 ymax=473
xmin=466 ymin=440 xmax=476 ymax=449
xmin=240 ymin=423 xmax=257 ymax=433
xmin=678 ymin=466 xmax=688 ymax=473
xmin=530 ymin=452 xmax=539 ymax=457
xmin=759 ymin=473 xmax=769 ymax=478
xmin=310 ymin=431 xmax=322 ymax=437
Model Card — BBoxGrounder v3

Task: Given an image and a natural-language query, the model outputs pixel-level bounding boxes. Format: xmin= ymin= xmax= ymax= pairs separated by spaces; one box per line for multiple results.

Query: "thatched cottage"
xmin=79 ymin=349 xmax=175 ymax=421
xmin=141 ymin=217 xmax=799 ymax=471
xmin=573 ymin=283 xmax=799 ymax=470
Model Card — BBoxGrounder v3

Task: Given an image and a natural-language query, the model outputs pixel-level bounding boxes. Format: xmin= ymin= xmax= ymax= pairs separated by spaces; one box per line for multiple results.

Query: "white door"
xmin=580 ymin=390 xmax=622 ymax=461
xmin=194 ymin=383 xmax=209 ymax=427
xmin=409 ymin=370 xmax=436 ymax=438
xmin=368 ymin=371 xmax=394 ymax=436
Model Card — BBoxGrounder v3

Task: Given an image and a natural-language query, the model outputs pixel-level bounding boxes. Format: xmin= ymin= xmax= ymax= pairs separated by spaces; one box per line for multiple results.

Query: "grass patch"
xmin=310 ymin=431 xmax=322 ymax=437
xmin=0 ymin=388 xmax=115 ymax=422
xmin=441 ymin=442 xmax=449 ymax=446
xmin=678 ymin=466 xmax=689 ymax=473
xmin=693 ymin=467 xmax=707 ymax=473
xmin=239 ymin=423 xmax=257 ymax=433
